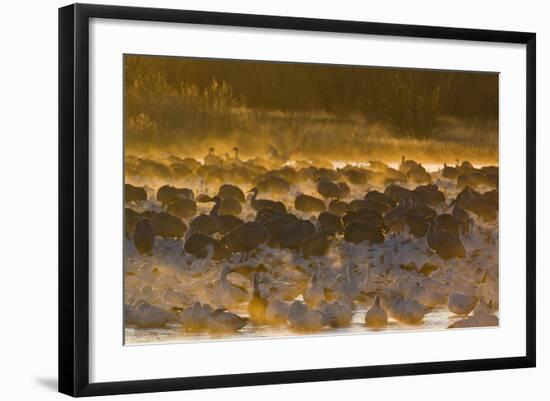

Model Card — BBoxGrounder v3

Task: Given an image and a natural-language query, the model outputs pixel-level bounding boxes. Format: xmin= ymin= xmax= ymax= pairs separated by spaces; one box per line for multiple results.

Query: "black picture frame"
xmin=59 ymin=3 xmax=536 ymax=397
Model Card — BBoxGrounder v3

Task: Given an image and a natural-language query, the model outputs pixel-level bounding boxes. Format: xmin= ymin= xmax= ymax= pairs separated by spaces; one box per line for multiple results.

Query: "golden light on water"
xmin=123 ymin=55 xmax=499 ymax=343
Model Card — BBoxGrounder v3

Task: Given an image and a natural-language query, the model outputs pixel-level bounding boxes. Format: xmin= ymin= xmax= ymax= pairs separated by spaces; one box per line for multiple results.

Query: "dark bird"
xmin=407 ymin=165 xmax=432 ymax=184
xmin=221 ymin=222 xmax=268 ymax=255
xmin=157 ymin=185 xmax=194 ymax=206
xmin=135 ymin=159 xmax=171 ymax=180
xmin=218 ymin=184 xmax=246 ymax=203
xmin=255 ymin=210 xmax=298 ymax=246
xmin=384 ymin=184 xmax=412 ymax=204
xmin=350 ymin=198 xmax=390 ymax=215
xmin=150 ymin=212 xmax=187 ymax=239
xmin=248 ymin=187 xmax=287 ymax=213
xmin=404 ymin=211 xmax=431 ymax=237
xmin=294 ymin=194 xmax=326 ymax=213
xmin=342 ymin=207 xmax=384 ymax=228
xmin=169 ymin=163 xmax=192 ymax=179
xmin=190 ymin=195 xmax=243 ymax=235
xmin=368 ymin=160 xmax=390 ymax=172
xmin=399 ymin=156 xmax=419 ymax=174
xmin=184 ymin=232 xmax=228 ymax=260
xmin=315 ymin=177 xmax=342 ymax=199
xmin=125 ymin=208 xmax=141 ymax=238
xmin=204 ymin=147 xmax=223 ymax=166
xmin=425 ymin=217 xmax=465 ymax=260
xmin=340 ymin=167 xmax=368 ymax=185
xmin=383 ymin=168 xmax=407 ymax=184
xmin=453 ymin=187 xmax=498 ymax=222
xmin=365 ymin=190 xmax=395 ymax=208
xmin=133 ymin=219 xmax=155 ymax=255
xmin=255 ymin=175 xmax=291 ymax=194
xmin=442 ymin=163 xmax=459 ymax=179
xmin=328 ymin=199 xmax=352 ymax=216
xmin=412 ymin=185 xmax=445 ymax=207
xmin=301 ymin=231 xmax=334 ymax=258
xmin=452 ymin=206 xmax=472 ymax=235
xmin=344 ymin=221 xmax=385 ymax=244
xmin=166 ymin=198 xmax=197 ymax=220
xmin=457 ymin=172 xmax=486 ymax=190
xmin=316 ymin=211 xmax=344 ymax=234
xmin=218 ymin=196 xmax=242 ymax=216
xmin=434 ymin=213 xmax=461 ymax=237
xmin=278 ymin=220 xmax=316 ymax=250
xmin=125 ymin=184 xmax=147 ymax=203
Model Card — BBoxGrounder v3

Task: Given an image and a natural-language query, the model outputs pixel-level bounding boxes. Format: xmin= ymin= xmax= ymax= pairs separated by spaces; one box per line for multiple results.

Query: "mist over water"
xmin=124 ymin=55 xmax=499 ymax=344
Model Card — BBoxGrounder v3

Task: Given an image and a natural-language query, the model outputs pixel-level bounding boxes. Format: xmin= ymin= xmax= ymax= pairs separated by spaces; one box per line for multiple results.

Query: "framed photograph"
xmin=59 ymin=3 xmax=536 ymax=397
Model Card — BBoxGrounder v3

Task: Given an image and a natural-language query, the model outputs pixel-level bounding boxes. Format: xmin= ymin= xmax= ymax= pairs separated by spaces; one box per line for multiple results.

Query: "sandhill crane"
xmin=150 ymin=212 xmax=187 ymax=238
xmin=125 ymin=183 xmax=147 ymax=203
xmin=425 ymin=217 xmax=465 ymax=260
xmin=133 ymin=219 xmax=155 ymax=255
xmin=248 ymin=187 xmax=287 ymax=213
xmin=294 ymin=194 xmax=326 ymax=213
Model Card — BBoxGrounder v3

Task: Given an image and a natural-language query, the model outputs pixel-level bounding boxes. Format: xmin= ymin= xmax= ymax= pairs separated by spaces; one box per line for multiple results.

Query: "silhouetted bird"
xmin=248 ymin=187 xmax=287 ymax=213
xmin=344 ymin=221 xmax=385 ymax=244
xmin=133 ymin=219 xmax=155 ymax=255
xmin=125 ymin=184 xmax=147 ymax=203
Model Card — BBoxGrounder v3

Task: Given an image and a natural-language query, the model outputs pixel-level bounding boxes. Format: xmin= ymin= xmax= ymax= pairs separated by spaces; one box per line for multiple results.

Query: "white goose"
xmin=208 ymin=309 xmax=248 ymax=332
xmin=180 ymin=302 xmax=213 ymax=331
xmin=288 ymin=301 xmax=328 ymax=332
xmin=389 ymin=295 xmax=425 ymax=325
xmin=188 ymin=244 xmax=214 ymax=275
xmin=317 ymin=300 xmax=352 ymax=328
xmin=472 ymin=301 xmax=499 ymax=326
xmin=125 ymin=300 xmax=174 ymax=328
xmin=209 ymin=266 xmax=249 ymax=309
xmin=264 ymin=299 xmax=291 ymax=325
xmin=364 ymin=295 xmax=388 ymax=328
xmin=448 ymin=292 xmax=478 ymax=316
xmin=303 ymin=273 xmax=325 ymax=308
xmin=406 ymin=282 xmax=447 ymax=308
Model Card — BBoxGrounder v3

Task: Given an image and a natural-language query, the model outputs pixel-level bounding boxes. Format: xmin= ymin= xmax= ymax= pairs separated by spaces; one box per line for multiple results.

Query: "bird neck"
xmin=210 ymin=198 xmax=221 ymax=216
xmin=427 ymin=219 xmax=436 ymax=237
xmin=206 ymin=244 xmax=214 ymax=260
xmin=220 ymin=268 xmax=230 ymax=285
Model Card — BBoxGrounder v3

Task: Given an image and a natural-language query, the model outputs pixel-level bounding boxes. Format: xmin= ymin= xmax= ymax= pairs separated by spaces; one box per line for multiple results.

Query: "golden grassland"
xmin=125 ymin=69 xmax=498 ymax=164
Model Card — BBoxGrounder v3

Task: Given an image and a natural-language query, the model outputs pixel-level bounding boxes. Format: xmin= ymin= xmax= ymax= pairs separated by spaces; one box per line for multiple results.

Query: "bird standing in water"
xmin=248 ymin=273 xmax=268 ymax=323
xmin=133 ymin=219 xmax=155 ymax=255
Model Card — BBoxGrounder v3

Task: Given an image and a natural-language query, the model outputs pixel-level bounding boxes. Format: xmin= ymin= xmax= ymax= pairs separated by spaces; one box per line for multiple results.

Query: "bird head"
xmin=195 ymin=194 xmax=213 ymax=203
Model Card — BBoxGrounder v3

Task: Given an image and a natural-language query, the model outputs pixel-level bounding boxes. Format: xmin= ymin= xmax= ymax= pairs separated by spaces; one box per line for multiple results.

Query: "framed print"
xmin=58 ymin=3 xmax=536 ymax=397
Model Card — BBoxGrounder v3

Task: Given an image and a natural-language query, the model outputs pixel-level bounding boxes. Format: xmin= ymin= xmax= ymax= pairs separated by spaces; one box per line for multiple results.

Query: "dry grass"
xmin=125 ymin=79 xmax=498 ymax=165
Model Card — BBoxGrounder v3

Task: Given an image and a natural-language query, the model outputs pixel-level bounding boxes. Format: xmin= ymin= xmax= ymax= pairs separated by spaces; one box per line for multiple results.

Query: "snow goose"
xmin=288 ymin=301 xmax=328 ymax=332
xmin=364 ymin=295 xmax=388 ymax=328
xmin=303 ymin=273 xmax=325 ymax=308
xmin=248 ymin=273 xmax=268 ymax=323
xmin=208 ymin=309 xmax=248 ymax=332
xmin=389 ymin=295 xmax=425 ymax=325
xmin=448 ymin=292 xmax=478 ymax=315
xmin=317 ymin=300 xmax=352 ymax=328
xmin=265 ymin=299 xmax=290 ymax=325
xmin=180 ymin=302 xmax=213 ymax=331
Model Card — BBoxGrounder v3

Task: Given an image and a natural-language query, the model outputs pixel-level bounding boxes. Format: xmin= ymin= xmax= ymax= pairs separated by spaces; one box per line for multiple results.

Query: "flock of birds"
xmin=124 ymin=147 xmax=499 ymax=339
